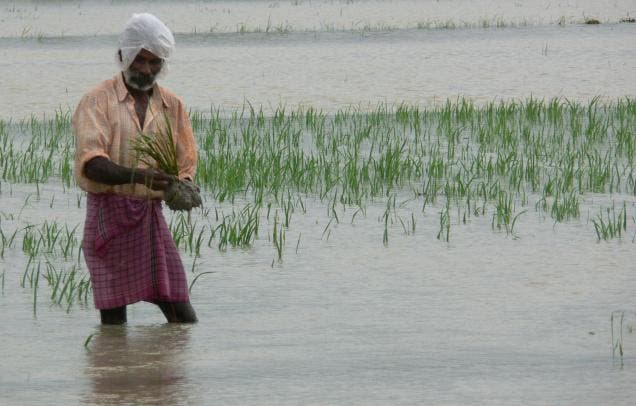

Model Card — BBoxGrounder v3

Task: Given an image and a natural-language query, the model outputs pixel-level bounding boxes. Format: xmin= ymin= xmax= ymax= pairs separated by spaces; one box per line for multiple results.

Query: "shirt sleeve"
xmin=174 ymin=100 xmax=197 ymax=182
xmin=73 ymin=91 xmax=113 ymax=191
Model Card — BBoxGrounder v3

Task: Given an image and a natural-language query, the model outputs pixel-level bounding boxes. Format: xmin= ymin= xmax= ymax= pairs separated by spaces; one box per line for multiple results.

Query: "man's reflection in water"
xmin=83 ymin=324 xmax=193 ymax=404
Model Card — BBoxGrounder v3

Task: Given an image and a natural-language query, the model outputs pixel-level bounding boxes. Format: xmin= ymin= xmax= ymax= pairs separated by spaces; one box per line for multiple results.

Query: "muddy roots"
xmin=164 ymin=180 xmax=202 ymax=211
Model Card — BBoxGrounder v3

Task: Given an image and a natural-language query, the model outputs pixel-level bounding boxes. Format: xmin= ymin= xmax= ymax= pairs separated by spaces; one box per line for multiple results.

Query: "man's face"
xmin=123 ymin=48 xmax=163 ymax=91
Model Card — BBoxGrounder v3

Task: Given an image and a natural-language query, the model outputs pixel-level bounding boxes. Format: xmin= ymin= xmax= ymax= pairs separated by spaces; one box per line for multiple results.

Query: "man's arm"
xmin=84 ymin=156 xmax=174 ymax=191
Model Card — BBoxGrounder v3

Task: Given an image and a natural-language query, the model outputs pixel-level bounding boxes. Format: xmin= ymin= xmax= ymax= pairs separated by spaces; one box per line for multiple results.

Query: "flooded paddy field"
xmin=2 ymin=100 xmax=636 ymax=405
xmin=1 ymin=0 xmax=636 ymax=405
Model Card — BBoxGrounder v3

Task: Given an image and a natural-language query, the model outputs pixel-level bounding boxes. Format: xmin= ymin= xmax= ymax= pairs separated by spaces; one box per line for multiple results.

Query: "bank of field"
xmin=0 ymin=97 xmax=635 ymax=311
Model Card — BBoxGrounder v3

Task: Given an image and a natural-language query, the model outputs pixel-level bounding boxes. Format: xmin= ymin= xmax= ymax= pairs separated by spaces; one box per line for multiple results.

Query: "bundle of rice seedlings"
xmin=132 ymin=113 xmax=201 ymax=211
xmin=133 ymin=113 xmax=179 ymax=176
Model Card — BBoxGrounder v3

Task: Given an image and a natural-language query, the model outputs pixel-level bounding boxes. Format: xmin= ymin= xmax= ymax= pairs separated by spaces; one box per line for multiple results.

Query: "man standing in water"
xmin=73 ymin=13 xmax=198 ymax=324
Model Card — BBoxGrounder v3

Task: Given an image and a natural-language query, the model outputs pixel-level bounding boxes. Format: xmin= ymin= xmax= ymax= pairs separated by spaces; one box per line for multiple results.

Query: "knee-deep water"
xmin=1 ymin=1 xmax=635 ymax=405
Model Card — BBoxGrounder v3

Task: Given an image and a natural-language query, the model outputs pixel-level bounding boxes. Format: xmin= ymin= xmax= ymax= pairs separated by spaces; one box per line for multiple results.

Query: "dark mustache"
xmin=129 ymin=71 xmax=155 ymax=86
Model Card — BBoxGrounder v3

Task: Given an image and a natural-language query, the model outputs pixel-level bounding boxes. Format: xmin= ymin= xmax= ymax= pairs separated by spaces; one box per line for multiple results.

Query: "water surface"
xmin=0 ymin=0 xmax=634 ymax=118
xmin=1 ymin=1 xmax=635 ymax=405
xmin=1 ymin=181 xmax=635 ymax=404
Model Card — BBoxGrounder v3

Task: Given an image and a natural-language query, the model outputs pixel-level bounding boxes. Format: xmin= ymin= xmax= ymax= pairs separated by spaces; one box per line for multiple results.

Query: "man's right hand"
xmin=140 ymin=168 xmax=175 ymax=191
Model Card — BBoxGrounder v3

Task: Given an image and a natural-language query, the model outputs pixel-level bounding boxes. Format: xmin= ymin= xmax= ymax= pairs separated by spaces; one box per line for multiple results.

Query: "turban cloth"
xmin=118 ymin=13 xmax=175 ymax=71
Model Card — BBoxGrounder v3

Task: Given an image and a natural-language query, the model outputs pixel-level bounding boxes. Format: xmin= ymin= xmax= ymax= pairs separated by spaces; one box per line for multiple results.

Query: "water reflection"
xmin=83 ymin=324 xmax=193 ymax=405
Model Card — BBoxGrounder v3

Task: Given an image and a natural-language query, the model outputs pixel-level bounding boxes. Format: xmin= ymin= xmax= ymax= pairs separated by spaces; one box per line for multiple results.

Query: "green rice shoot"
xmin=132 ymin=113 xmax=179 ymax=176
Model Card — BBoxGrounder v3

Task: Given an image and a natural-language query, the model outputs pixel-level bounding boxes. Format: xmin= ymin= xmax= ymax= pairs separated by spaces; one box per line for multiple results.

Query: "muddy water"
xmin=1 ymin=0 xmax=634 ymax=37
xmin=1 ymin=1 xmax=636 ymax=405
xmin=1 ymin=182 xmax=635 ymax=404
xmin=0 ymin=1 xmax=635 ymax=119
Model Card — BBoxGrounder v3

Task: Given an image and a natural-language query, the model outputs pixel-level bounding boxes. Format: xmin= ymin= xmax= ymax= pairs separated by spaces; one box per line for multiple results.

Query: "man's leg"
xmin=100 ymin=306 xmax=127 ymax=324
xmin=156 ymin=301 xmax=198 ymax=323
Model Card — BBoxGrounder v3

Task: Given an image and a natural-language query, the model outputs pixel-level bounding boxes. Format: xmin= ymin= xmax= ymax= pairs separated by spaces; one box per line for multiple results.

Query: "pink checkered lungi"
xmin=82 ymin=193 xmax=189 ymax=309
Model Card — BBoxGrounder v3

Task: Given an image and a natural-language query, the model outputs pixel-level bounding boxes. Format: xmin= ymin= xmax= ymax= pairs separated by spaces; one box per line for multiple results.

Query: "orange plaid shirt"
xmin=73 ymin=73 xmax=197 ymax=199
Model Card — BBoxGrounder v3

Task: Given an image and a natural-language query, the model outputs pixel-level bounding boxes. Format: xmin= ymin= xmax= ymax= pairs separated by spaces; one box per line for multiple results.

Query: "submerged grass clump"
xmin=20 ymin=252 xmax=90 ymax=315
xmin=611 ymin=310 xmax=636 ymax=360
xmin=592 ymin=202 xmax=628 ymax=241
xmin=186 ymin=16 xmax=632 ymax=36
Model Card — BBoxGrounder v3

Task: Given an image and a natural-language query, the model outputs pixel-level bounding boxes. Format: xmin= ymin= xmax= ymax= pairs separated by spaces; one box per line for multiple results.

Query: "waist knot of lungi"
xmin=93 ymin=193 xmax=161 ymax=257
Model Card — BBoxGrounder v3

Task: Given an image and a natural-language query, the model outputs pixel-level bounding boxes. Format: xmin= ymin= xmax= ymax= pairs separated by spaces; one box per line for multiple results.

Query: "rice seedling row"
xmin=1 ymin=98 xmax=635 ymax=311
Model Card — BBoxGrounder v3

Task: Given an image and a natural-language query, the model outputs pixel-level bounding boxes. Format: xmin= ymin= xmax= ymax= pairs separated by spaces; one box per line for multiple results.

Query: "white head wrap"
xmin=118 ymin=13 xmax=175 ymax=71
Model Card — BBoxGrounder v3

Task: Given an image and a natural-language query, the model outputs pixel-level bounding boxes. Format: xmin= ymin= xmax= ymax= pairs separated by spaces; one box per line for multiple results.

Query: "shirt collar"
xmin=114 ymin=73 xmax=170 ymax=108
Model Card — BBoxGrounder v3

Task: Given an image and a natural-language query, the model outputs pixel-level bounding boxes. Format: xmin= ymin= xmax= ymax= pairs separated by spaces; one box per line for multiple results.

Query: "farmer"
xmin=73 ymin=13 xmax=198 ymax=324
